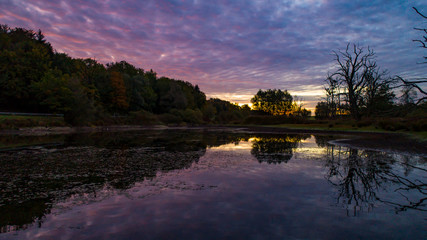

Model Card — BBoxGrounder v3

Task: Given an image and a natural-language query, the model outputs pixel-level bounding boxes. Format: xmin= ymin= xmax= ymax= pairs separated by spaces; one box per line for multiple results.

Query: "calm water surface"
xmin=0 ymin=129 xmax=425 ymax=239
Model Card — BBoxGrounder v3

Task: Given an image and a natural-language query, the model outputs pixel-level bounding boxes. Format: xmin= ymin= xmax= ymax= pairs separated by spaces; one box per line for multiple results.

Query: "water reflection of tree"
xmin=320 ymin=140 xmax=427 ymax=216
xmin=0 ymin=131 xmax=209 ymax=233
xmin=0 ymin=130 xmax=260 ymax=233
xmin=251 ymin=134 xmax=310 ymax=164
xmin=377 ymin=156 xmax=427 ymax=212
xmin=314 ymin=135 xmax=336 ymax=148
xmin=0 ymin=134 xmax=64 ymax=151
xmin=0 ymin=199 xmax=51 ymax=233
xmin=203 ymin=132 xmax=250 ymax=148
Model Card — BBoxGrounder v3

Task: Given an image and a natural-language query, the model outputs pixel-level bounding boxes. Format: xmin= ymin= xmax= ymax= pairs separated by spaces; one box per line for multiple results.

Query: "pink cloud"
xmin=1 ymin=0 xmax=426 ymax=108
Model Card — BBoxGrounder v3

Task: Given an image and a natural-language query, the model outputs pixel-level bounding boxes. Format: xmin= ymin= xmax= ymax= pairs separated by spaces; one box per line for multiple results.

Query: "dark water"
xmin=0 ymin=129 xmax=425 ymax=239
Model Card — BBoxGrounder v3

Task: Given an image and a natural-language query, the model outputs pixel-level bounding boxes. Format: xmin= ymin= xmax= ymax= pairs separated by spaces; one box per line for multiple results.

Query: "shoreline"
xmin=0 ymin=124 xmax=425 ymax=154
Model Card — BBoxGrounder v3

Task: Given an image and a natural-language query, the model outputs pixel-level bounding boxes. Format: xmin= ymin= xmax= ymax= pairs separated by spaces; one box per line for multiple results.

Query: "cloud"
xmin=1 ymin=0 xmax=426 ymax=109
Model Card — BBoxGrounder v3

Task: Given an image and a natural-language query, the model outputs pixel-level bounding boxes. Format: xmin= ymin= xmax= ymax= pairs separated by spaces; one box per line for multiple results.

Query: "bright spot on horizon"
xmin=1 ymin=0 xmax=425 ymax=110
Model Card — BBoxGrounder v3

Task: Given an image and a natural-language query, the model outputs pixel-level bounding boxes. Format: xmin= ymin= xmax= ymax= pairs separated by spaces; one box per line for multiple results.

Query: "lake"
xmin=0 ymin=128 xmax=425 ymax=239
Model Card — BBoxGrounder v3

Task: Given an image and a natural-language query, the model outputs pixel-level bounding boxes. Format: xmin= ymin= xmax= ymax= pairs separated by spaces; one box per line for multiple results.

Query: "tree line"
xmin=0 ymin=24 xmax=309 ymax=126
xmin=315 ymin=8 xmax=426 ymax=122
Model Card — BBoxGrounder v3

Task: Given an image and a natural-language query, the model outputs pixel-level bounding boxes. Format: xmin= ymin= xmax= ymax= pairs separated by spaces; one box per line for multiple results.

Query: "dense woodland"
xmin=1 ymin=21 xmax=425 ymax=130
xmin=0 ymin=24 xmax=311 ymax=126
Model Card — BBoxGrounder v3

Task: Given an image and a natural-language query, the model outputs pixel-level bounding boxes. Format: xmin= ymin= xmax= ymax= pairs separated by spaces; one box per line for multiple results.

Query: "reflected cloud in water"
xmin=0 ymin=130 xmax=425 ymax=239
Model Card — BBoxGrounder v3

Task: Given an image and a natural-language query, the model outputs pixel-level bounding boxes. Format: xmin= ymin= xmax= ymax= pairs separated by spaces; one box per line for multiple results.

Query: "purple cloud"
xmin=1 ymin=0 xmax=426 ymax=110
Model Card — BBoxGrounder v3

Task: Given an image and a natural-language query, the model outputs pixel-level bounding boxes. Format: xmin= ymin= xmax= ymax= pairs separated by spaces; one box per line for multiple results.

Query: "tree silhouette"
xmin=362 ymin=67 xmax=395 ymax=116
xmin=328 ymin=44 xmax=376 ymax=120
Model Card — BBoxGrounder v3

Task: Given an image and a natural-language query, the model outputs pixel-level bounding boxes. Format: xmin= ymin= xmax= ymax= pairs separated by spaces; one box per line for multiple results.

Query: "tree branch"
xmin=413 ymin=7 xmax=427 ymax=19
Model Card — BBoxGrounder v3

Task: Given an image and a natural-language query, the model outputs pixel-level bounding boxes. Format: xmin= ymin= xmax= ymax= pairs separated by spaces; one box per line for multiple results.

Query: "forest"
xmin=0 ymin=24 xmax=311 ymax=126
xmin=0 ymin=23 xmax=425 ymax=131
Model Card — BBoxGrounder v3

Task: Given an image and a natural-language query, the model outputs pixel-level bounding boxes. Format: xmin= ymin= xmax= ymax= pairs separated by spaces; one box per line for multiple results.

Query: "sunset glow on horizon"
xmin=1 ymin=0 xmax=426 ymax=110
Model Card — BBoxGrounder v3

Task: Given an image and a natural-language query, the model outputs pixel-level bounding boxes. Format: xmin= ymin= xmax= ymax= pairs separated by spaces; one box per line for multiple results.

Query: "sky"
xmin=1 ymin=0 xmax=426 ymax=110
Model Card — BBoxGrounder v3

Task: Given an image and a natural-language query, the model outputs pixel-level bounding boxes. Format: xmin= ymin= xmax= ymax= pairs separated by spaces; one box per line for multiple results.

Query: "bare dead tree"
xmin=329 ymin=44 xmax=376 ymax=120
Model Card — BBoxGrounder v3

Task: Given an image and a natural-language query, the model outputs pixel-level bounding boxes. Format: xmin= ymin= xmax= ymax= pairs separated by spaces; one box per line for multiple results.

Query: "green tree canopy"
xmin=1 ymin=24 xmax=259 ymax=126
xmin=0 ymin=25 xmax=53 ymax=111
xmin=251 ymin=89 xmax=294 ymax=115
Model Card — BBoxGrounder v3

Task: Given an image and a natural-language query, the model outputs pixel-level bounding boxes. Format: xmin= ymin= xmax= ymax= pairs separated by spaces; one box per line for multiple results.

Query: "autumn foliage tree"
xmin=110 ymin=71 xmax=129 ymax=112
